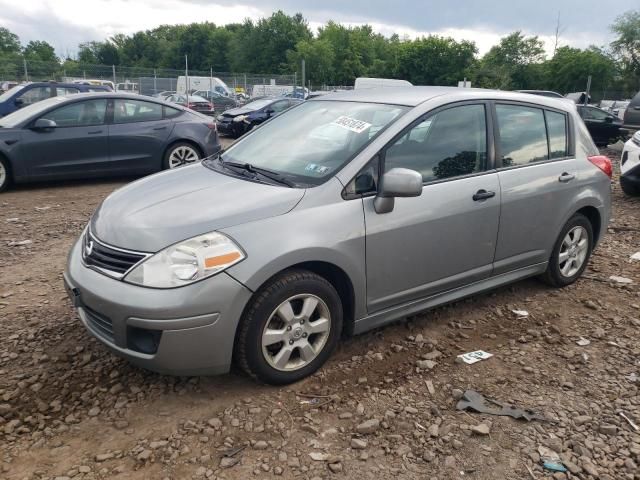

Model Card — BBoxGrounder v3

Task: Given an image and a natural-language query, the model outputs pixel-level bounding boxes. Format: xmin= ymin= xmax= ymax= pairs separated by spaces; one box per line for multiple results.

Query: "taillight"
xmin=187 ymin=103 xmax=194 ymax=108
xmin=588 ymin=155 xmax=612 ymax=178
xmin=207 ymin=122 xmax=217 ymax=132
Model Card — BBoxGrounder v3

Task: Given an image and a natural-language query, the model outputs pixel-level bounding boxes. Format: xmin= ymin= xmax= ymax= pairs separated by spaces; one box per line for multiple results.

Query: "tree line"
xmin=0 ymin=9 xmax=639 ymax=97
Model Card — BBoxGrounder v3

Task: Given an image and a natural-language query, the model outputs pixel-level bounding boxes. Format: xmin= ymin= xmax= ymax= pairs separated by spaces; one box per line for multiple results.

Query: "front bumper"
xmin=64 ymin=237 xmax=253 ymax=375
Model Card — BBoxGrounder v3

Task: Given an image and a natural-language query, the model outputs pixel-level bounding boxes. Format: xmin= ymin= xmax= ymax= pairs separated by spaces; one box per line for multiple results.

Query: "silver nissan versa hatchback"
xmin=65 ymin=87 xmax=612 ymax=384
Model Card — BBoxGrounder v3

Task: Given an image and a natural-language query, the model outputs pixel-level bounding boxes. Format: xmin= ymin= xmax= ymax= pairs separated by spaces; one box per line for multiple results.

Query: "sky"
xmin=0 ymin=0 xmax=637 ymax=59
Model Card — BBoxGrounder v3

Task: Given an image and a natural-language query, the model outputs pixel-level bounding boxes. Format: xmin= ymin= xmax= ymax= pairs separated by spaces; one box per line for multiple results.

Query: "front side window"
xmin=20 ymin=86 xmax=51 ymax=105
xmin=496 ymin=104 xmax=548 ymax=167
xmin=217 ymin=100 xmax=407 ymax=186
xmin=384 ymin=104 xmax=487 ymax=182
xmin=42 ymin=99 xmax=107 ymax=127
xmin=113 ymin=99 xmax=163 ymax=124
xmin=546 ymin=110 xmax=568 ymax=159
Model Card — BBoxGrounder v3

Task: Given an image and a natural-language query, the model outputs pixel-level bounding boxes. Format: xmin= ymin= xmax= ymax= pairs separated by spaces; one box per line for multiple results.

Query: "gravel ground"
xmin=0 ymin=146 xmax=638 ymax=480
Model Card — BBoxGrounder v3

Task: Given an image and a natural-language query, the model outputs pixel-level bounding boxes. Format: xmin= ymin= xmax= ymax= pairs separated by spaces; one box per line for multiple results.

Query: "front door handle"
xmin=87 ymin=130 xmax=103 ymax=135
xmin=153 ymin=126 xmax=167 ymax=131
xmin=558 ymin=172 xmax=575 ymax=183
xmin=472 ymin=189 xmax=496 ymax=201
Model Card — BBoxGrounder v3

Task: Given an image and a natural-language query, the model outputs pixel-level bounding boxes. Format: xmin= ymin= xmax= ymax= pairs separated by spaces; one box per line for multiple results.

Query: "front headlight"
xmin=632 ymin=131 xmax=640 ymax=147
xmin=124 ymin=232 xmax=245 ymax=288
xmin=233 ymin=115 xmax=248 ymax=123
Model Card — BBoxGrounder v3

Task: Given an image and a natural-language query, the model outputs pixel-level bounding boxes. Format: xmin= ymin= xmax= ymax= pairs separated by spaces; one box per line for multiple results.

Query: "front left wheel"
xmin=0 ymin=156 xmax=11 ymax=193
xmin=234 ymin=270 xmax=343 ymax=385
xmin=163 ymin=142 xmax=201 ymax=169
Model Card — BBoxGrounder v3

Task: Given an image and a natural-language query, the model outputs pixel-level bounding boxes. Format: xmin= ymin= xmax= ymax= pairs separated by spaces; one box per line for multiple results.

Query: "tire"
xmin=620 ymin=180 xmax=640 ymax=196
xmin=234 ymin=269 xmax=343 ymax=385
xmin=163 ymin=142 xmax=201 ymax=170
xmin=541 ymin=213 xmax=593 ymax=288
xmin=0 ymin=156 xmax=11 ymax=193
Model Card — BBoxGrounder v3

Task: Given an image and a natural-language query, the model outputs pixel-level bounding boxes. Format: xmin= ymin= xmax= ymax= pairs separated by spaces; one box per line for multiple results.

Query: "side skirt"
xmin=353 ymin=262 xmax=548 ymax=335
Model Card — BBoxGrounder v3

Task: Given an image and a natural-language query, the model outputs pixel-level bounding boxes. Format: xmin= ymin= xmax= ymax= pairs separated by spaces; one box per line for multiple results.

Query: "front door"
xmin=364 ymin=103 xmax=500 ymax=312
xmin=20 ymin=98 xmax=110 ymax=179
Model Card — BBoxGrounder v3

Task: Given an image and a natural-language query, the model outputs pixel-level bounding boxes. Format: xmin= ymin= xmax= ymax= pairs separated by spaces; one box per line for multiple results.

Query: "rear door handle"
xmin=87 ymin=130 xmax=103 ymax=135
xmin=472 ymin=189 xmax=496 ymax=201
xmin=558 ymin=172 xmax=575 ymax=183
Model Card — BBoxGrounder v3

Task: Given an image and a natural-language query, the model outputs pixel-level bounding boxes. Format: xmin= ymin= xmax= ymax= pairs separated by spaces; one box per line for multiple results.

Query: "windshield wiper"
xmin=222 ymin=160 xmax=296 ymax=187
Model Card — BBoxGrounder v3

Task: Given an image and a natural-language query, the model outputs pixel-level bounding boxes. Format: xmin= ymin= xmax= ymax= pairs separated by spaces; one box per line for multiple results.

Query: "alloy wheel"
xmin=0 ymin=162 xmax=6 ymax=189
xmin=261 ymin=294 xmax=331 ymax=371
xmin=558 ymin=226 xmax=589 ymax=277
xmin=168 ymin=146 xmax=199 ymax=168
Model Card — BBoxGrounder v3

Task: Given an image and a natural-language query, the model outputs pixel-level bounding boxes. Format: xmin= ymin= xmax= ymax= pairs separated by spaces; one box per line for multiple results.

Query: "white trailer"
xmin=177 ymin=76 xmax=232 ymax=96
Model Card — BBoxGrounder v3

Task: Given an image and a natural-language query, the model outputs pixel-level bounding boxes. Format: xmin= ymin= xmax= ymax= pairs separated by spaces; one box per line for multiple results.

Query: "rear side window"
xmin=164 ymin=106 xmax=182 ymax=118
xmin=42 ymin=99 xmax=107 ymax=127
xmin=113 ymin=99 xmax=163 ymax=124
xmin=546 ymin=110 xmax=568 ymax=159
xmin=385 ymin=104 xmax=487 ymax=182
xmin=496 ymin=105 xmax=548 ymax=167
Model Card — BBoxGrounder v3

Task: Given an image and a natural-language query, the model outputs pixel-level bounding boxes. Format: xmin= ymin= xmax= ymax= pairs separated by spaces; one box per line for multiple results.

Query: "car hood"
xmin=221 ymin=106 xmax=258 ymax=117
xmin=91 ymin=164 xmax=305 ymax=252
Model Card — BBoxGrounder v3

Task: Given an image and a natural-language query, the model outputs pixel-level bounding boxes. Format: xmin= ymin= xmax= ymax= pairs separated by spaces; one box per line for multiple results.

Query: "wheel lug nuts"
xmin=289 ymin=340 xmax=294 ymax=345
xmin=286 ymin=326 xmax=292 ymax=331
xmin=302 ymin=333 xmax=308 ymax=338
xmin=300 ymin=320 xmax=305 ymax=324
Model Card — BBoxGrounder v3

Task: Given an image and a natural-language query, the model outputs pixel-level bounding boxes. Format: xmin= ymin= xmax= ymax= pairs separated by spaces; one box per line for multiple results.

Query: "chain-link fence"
xmin=0 ymin=58 xmax=298 ymax=97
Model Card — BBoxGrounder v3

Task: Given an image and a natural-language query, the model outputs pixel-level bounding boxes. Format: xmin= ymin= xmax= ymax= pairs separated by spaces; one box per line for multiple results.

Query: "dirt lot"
xmin=0 ymin=147 xmax=638 ymax=480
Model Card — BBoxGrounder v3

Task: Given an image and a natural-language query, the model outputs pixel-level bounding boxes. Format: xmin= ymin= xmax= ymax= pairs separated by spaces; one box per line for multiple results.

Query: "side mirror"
xmin=374 ymin=168 xmax=422 ymax=214
xmin=32 ymin=118 xmax=57 ymax=131
xmin=604 ymin=116 xmax=613 ymax=123
xmin=14 ymin=98 xmax=24 ymax=107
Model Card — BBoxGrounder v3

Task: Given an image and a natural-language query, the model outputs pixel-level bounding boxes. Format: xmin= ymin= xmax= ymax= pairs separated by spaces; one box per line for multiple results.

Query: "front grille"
xmin=84 ymin=306 xmax=114 ymax=342
xmin=82 ymin=231 xmax=147 ymax=277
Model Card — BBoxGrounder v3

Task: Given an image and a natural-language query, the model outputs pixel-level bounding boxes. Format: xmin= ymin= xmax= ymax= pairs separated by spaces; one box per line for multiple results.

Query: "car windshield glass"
xmin=0 ymin=95 xmax=66 ymax=128
xmin=0 ymin=84 xmax=24 ymax=102
xmin=219 ymin=100 xmax=408 ymax=186
xmin=242 ymin=98 xmax=275 ymax=110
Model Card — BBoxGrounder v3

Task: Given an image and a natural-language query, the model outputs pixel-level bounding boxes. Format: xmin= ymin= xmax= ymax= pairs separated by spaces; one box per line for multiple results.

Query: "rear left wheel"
xmin=163 ymin=142 xmax=201 ymax=169
xmin=541 ymin=213 xmax=593 ymax=287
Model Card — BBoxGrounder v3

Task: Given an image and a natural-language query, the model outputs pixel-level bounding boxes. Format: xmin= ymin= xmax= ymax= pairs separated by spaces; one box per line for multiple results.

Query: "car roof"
xmin=24 ymin=81 xmax=109 ymax=89
xmin=314 ymin=86 xmax=575 ymax=111
xmin=31 ymin=92 xmax=187 ymax=110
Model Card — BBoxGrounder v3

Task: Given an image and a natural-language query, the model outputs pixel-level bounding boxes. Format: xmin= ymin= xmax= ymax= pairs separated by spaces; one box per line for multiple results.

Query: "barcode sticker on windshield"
xmin=332 ymin=116 xmax=372 ymax=133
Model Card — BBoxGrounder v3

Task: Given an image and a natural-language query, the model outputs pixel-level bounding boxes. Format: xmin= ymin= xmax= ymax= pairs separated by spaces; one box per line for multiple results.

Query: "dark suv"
xmin=0 ymin=82 xmax=111 ymax=117
xmin=623 ymin=90 xmax=640 ymax=129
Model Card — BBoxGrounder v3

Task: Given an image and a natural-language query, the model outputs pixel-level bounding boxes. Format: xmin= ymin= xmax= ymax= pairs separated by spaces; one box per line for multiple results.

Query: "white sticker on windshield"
xmin=332 ymin=116 xmax=372 ymax=134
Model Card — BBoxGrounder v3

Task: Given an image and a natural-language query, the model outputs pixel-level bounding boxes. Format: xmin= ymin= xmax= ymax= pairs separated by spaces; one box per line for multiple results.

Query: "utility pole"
xmin=185 ymin=55 xmax=189 ymax=105
xmin=301 ymin=59 xmax=306 ymax=95
xmin=584 ymin=75 xmax=592 ymax=106
xmin=23 ymin=58 xmax=28 ymax=82
xmin=112 ymin=65 xmax=116 ymax=86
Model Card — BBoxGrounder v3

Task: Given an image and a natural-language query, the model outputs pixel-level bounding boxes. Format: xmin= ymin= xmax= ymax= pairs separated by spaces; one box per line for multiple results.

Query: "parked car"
xmin=620 ymin=130 xmax=640 ymax=195
xmin=0 ymin=93 xmax=219 ymax=192
xmin=623 ymin=90 xmax=640 ymax=129
xmin=216 ymin=97 xmax=302 ymax=137
xmin=599 ymin=100 xmax=630 ymax=120
xmin=577 ymin=105 xmax=623 ymax=145
xmin=153 ymin=90 xmax=176 ymax=100
xmin=0 ymin=82 xmax=111 ymax=117
xmin=193 ymin=90 xmax=238 ymax=112
xmin=168 ymin=94 xmax=214 ymax=116
xmin=516 ymin=90 xmax=564 ymax=98
xmin=64 ymin=87 xmax=611 ymax=384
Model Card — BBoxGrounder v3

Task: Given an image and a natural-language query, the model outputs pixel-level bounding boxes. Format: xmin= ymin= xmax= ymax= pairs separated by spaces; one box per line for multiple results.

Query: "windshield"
xmin=220 ymin=100 xmax=407 ymax=185
xmin=0 ymin=95 xmax=66 ymax=128
xmin=0 ymin=84 xmax=24 ymax=102
xmin=242 ymin=98 xmax=275 ymax=110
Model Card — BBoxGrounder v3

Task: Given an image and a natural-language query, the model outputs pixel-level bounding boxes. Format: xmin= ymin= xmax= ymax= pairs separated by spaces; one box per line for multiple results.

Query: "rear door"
xmin=493 ymin=102 xmax=579 ymax=274
xmin=580 ymin=106 xmax=614 ymax=144
xmin=107 ymin=98 xmax=173 ymax=173
xmin=624 ymin=91 xmax=640 ymax=127
xmin=19 ymin=98 xmax=110 ymax=178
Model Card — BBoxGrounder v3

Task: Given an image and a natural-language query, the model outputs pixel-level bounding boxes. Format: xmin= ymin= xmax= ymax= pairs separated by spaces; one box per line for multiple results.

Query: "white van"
xmin=177 ymin=76 xmax=232 ymax=97
xmin=354 ymin=77 xmax=413 ymax=89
